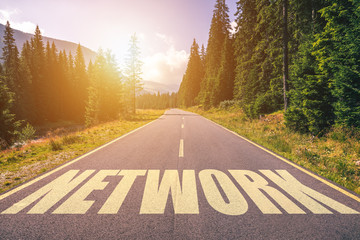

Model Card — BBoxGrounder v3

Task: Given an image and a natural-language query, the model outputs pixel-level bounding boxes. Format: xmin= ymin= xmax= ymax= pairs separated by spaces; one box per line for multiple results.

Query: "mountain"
xmin=140 ymin=81 xmax=179 ymax=95
xmin=0 ymin=23 xmax=96 ymax=64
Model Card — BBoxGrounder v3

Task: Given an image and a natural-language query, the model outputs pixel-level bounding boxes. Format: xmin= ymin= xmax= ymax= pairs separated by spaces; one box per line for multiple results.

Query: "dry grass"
xmin=188 ymin=106 xmax=360 ymax=194
xmin=0 ymin=109 xmax=164 ymax=193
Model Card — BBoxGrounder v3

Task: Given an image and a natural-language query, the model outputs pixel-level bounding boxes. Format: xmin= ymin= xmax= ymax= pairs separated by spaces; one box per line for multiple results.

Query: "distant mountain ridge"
xmin=0 ymin=23 xmax=96 ymax=64
xmin=140 ymin=81 xmax=179 ymax=95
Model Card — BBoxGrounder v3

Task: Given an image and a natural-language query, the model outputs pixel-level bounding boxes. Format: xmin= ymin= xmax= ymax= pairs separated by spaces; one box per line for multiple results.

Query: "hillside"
xmin=0 ymin=23 xmax=96 ymax=64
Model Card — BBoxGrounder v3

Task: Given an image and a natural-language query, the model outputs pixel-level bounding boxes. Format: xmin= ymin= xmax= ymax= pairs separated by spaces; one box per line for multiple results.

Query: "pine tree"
xmin=0 ymin=23 xmax=22 ymax=146
xmin=59 ymin=50 xmax=74 ymax=120
xmin=200 ymin=44 xmax=206 ymax=67
xmin=198 ymin=0 xmax=231 ymax=109
xmin=67 ymin=51 xmax=77 ymax=121
xmin=1 ymin=21 xmax=24 ymax=119
xmin=44 ymin=41 xmax=57 ymax=121
xmin=125 ymin=33 xmax=143 ymax=114
xmin=233 ymin=0 xmax=258 ymax=110
xmin=285 ymin=0 xmax=331 ymax=135
xmin=86 ymin=49 xmax=123 ymax=125
xmin=29 ymin=25 xmax=46 ymax=123
xmin=73 ymin=44 xmax=88 ymax=122
xmin=101 ymin=50 xmax=123 ymax=120
xmin=233 ymin=0 xmax=284 ymax=117
xmin=1 ymin=21 xmax=17 ymax=90
xmin=50 ymin=42 xmax=62 ymax=120
xmin=17 ymin=42 xmax=34 ymax=122
xmin=214 ymin=36 xmax=235 ymax=105
xmin=0 ymin=77 xmax=20 ymax=148
xmin=285 ymin=36 xmax=334 ymax=134
xmin=178 ymin=39 xmax=204 ymax=107
xmin=315 ymin=0 xmax=360 ymax=128
xmin=85 ymin=60 xmax=99 ymax=127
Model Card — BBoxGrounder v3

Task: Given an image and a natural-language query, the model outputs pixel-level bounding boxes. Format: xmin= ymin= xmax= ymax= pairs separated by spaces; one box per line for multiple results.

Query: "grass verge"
xmin=0 ymin=109 xmax=164 ymax=194
xmin=187 ymin=106 xmax=360 ymax=195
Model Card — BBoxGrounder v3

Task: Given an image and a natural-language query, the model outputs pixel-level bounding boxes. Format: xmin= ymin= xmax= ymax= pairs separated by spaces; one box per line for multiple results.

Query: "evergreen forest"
xmin=178 ymin=0 xmax=360 ymax=136
xmin=0 ymin=22 xmax=143 ymax=148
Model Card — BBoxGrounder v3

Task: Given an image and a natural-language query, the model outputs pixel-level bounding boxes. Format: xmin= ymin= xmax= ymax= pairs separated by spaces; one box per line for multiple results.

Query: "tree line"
xmin=178 ymin=0 xmax=360 ymax=135
xmin=0 ymin=21 xmax=142 ymax=148
xmin=136 ymin=92 xmax=177 ymax=109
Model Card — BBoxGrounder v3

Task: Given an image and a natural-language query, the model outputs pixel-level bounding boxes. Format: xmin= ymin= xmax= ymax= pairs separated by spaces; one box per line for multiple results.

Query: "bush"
xmin=17 ymin=123 xmax=36 ymax=143
xmin=252 ymin=92 xmax=281 ymax=117
xmin=285 ymin=107 xmax=309 ymax=134
xmin=219 ymin=100 xmax=239 ymax=110
xmin=49 ymin=139 xmax=63 ymax=151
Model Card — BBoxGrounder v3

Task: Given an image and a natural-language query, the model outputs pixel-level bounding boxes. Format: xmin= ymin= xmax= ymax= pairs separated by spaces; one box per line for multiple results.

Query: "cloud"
xmin=155 ymin=33 xmax=174 ymax=46
xmin=0 ymin=8 xmax=44 ymax=34
xmin=143 ymin=44 xmax=189 ymax=85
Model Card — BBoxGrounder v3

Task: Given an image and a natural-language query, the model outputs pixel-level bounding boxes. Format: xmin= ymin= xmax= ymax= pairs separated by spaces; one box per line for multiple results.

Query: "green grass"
xmin=0 ymin=109 xmax=164 ymax=193
xmin=187 ymin=106 xmax=360 ymax=195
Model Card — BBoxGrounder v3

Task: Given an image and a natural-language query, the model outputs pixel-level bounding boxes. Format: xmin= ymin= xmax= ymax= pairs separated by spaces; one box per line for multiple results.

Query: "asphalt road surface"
xmin=1 ymin=109 xmax=360 ymax=239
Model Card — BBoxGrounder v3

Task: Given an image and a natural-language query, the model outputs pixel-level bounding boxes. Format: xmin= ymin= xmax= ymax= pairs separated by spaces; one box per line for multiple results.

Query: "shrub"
xmin=17 ymin=123 xmax=36 ymax=143
xmin=49 ymin=139 xmax=63 ymax=151
xmin=219 ymin=100 xmax=239 ymax=110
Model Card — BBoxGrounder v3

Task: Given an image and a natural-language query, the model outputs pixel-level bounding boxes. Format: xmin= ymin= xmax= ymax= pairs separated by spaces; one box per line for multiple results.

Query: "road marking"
xmin=260 ymin=170 xmax=358 ymax=214
xmin=0 ymin=118 xmax=161 ymax=202
xmin=182 ymin=117 xmax=184 ymax=120
xmin=140 ymin=170 xmax=199 ymax=214
xmin=230 ymin=170 xmax=305 ymax=214
xmin=181 ymin=124 xmax=184 ymax=128
xmin=53 ymin=170 xmax=119 ymax=214
xmin=99 ymin=170 xmax=146 ymax=214
xmin=199 ymin=169 xmax=248 ymax=215
xmin=2 ymin=170 xmax=95 ymax=214
xmin=3 ymin=169 xmax=357 ymax=215
xmin=202 ymin=116 xmax=360 ymax=203
xmin=179 ymin=139 xmax=184 ymax=157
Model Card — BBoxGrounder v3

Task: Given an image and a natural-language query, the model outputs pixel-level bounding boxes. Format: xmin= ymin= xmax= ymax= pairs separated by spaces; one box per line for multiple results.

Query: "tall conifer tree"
xmin=125 ymin=33 xmax=143 ymax=114
xmin=316 ymin=0 xmax=360 ymax=128
xmin=74 ymin=44 xmax=88 ymax=122
xmin=18 ymin=42 xmax=34 ymax=121
xmin=30 ymin=25 xmax=46 ymax=123
xmin=1 ymin=21 xmax=23 ymax=118
xmin=1 ymin=21 xmax=17 ymax=90
xmin=0 ymin=78 xmax=20 ymax=148
xmin=233 ymin=0 xmax=284 ymax=117
xmin=214 ymin=36 xmax=235 ymax=105
xmin=178 ymin=39 xmax=204 ymax=107
xmin=198 ymin=0 xmax=231 ymax=109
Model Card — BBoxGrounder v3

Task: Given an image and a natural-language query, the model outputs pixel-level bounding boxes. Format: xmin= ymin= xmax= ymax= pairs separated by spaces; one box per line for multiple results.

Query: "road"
xmin=0 ymin=109 xmax=359 ymax=239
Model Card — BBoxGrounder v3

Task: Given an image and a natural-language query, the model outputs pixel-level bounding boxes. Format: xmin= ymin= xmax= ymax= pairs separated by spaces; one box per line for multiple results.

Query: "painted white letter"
xmin=140 ymin=170 xmax=198 ymax=214
xmin=2 ymin=170 xmax=95 ymax=214
xmin=261 ymin=170 xmax=359 ymax=214
xmin=199 ymin=169 xmax=248 ymax=215
xmin=53 ymin=170 xmax=119 ymax=214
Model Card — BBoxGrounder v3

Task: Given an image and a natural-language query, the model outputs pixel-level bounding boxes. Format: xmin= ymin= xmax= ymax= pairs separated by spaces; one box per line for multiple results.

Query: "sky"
xmin=0 ymin=0 xmax=237 ymax=86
